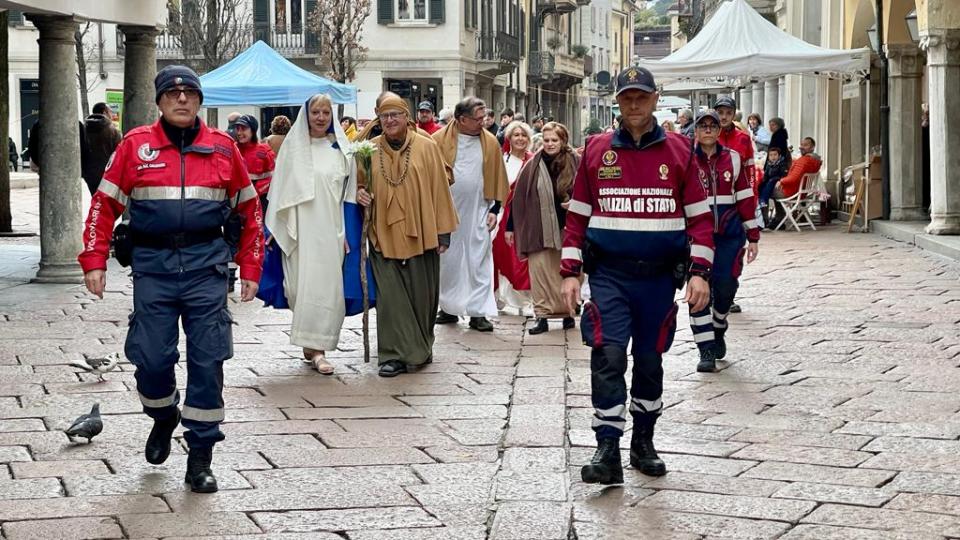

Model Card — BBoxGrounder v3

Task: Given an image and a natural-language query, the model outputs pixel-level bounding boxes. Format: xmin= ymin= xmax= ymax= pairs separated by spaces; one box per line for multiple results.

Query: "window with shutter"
xmin=429 ymin=0 xmax=444 ymax=24
xmin=7 ymin=10 xmax=24 ymax=25
xmin=378 ymin=0 xmax=394 ymax=24
xmin=304 ymin=0 xmax=319 ymax=52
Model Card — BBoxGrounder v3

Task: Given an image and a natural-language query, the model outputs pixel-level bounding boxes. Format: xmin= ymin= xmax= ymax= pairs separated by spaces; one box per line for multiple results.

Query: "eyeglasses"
xmin=697 ymin=124 xmax=719 ymax=132
xmin=379 ymin=111 xmax=406 ymax=121
xmin=163 ymin=88 xmax=200 ymax=100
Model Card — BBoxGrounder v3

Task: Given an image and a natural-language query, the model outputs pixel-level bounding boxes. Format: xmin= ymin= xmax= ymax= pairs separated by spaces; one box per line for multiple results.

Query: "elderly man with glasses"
xmin=432 ymin=97 xmax=510 ymax=333
xmin=356 ymin=96 xmax=459 ymax=377
xmin=78 ymin=65 xmax=264 ymax=493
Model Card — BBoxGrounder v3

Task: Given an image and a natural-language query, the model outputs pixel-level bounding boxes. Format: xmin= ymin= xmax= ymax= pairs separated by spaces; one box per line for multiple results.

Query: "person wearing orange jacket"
xmin=770 ymin=136 xmax=822 ymax=227
xmin=78 ymin=65 xmax=264 ymax=494
xmin=233 ymin=114 xmax=276 ymax=212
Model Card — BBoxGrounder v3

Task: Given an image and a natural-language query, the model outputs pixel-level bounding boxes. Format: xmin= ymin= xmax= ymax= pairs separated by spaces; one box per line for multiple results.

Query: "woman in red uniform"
xmin=234 ymin=115 xmax=276 ymax=211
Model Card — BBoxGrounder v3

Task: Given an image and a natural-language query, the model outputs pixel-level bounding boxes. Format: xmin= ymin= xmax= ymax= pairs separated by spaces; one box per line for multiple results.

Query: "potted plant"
xmin=546 ymin=36 xmax=562 ymax=50
xmin=571 ymin=44 xmax=589 ymax=58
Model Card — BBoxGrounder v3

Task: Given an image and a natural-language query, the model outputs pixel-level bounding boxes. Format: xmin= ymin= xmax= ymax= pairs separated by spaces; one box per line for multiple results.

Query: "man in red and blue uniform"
xmin=561 ymin=67 xmax=713 ymax=484
xmin=78 ymin=65 xmax=263 ymax=493
xmin=687 ymin=111 xmax=760 ymax=373
xmin=715 ymin=96 xmax=755 ymax=315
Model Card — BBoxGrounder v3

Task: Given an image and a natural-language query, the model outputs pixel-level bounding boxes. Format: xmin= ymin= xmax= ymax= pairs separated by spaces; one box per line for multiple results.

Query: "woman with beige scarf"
xmin=505 ymin=122 xmax=580 ymax=335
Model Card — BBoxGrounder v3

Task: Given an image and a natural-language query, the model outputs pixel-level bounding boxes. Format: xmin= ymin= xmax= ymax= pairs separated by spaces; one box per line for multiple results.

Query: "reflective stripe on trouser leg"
xmin=689 ymin=303 xmax=715 ymax=352
xmin=711 ymin=276 xmax=739 ymax=337
xmin=179 ymin=267 xmax=232 ymax=448
xmin=591 ymin=345 xmax=630 ymax=440
xmin=128 ymin=272 xmax=183 ymax=421
xmin=629 ymin=396 xmax=663 ymax=415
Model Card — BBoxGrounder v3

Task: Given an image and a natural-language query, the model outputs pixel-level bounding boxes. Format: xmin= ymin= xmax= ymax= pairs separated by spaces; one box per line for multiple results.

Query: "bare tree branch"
xmin=75 ymin=22 xmax=93 ymax=118
xmin=169 ymin=0 xmax=252 ymax=73
xmin=307 ymin=0 xmax=371 ymax=83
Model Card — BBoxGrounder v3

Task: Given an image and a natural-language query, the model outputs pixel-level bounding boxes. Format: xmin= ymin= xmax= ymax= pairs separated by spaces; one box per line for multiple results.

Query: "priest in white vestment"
xmin=265 ymin=94 xmax=356 ymax=374
xmin=433 ymin=97 xmax=510 ymax=332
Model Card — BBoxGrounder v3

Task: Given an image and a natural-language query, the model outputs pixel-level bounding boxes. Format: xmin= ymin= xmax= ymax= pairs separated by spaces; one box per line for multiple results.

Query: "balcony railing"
xmin=477 ymin=31 xmax=521 ymax=65
xmin=118 ymin=24 xmax=319 ymax=60
xmin=538 ymin=0 xmax=579 ymax=15
xmin=553 ymin=51 xmax=585 ymax=79
xmin=528 ymin=50 xmax=556 ymax=81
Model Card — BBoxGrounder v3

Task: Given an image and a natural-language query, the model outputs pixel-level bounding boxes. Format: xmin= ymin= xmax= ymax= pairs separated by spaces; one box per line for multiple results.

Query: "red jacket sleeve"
xmin=78 ymin=141 xmax=130 ymax=273
xmin=560 ymin=148 xmax=594 ymax=278
xmin=682 ymin=164 xmax=715 ymax=278
xmin=228 ymin=145 xmax=265 ymax=282
xmin=741 ymin=131 xmax=756 ymax=189
xmin=733 ymin=151 xmax=760 ymax=243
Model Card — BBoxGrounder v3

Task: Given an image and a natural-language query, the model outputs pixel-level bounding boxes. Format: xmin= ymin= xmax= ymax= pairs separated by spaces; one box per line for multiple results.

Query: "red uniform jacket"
xmin=238 ymin=141 xmax=276 ymax=197
xmin=691 ymin=145 xmax=761 ymax=243
xmin=718 ymin=126 xmax=755 ymax=188
xmin=561 ymin=126 xmax=714 ymax=279
xmin=78 ymin=119 xmax=264 ymax=282
xmin=418 ymin=120 xmax=443 ymax=135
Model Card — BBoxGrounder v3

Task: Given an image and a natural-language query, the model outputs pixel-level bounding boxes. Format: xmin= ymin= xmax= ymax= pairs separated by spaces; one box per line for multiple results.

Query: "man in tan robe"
xmin=357 ymin=96 xmax=459 ymax=377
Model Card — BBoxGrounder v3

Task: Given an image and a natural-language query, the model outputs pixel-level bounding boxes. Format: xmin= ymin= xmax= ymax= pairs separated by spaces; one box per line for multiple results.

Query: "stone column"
xmin=752 ymin=82 xmax=765 ymax=120
xmin=27 ymin=15 xmax=83 ymax=283
xmin=923 ymin=29 xmax=960 ymax=235
xmin=778 ymin=77 xmax=786 ymax=117
xmin=119 ymin=26 xmax=159 ymax=134
xmin=739 ymin=88 xmax=753 ymax=118
xmin=886 ymin=43 xmax=927 ymax=221
xmin=764 ymin=79 xmax=779 ymax=121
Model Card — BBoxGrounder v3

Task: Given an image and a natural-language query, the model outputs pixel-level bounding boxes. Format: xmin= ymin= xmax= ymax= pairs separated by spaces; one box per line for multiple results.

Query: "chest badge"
xmin=138 ymin=143 xmax=159 ymax=162
xmin=602 ymin=150 xmax=618 ymax=166
xmin=724 ymin=170 xmax=732 ymax=182
xmin=659 ymin=164 xmax=670 ymax=181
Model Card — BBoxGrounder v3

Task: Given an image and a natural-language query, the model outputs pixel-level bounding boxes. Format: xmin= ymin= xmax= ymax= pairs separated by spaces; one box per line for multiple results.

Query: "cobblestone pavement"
xmin=2 ymin=187 xmax=960 ymax=539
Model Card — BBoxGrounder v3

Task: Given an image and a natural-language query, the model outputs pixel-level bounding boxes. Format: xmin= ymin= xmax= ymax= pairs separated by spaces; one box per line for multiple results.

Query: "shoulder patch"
xmin=213 ymin=143 xmax=234 ymax=158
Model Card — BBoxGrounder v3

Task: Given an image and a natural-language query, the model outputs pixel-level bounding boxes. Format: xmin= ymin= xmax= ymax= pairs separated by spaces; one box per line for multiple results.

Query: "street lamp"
xmin=905 ymin=9 xmax=919 ymax=44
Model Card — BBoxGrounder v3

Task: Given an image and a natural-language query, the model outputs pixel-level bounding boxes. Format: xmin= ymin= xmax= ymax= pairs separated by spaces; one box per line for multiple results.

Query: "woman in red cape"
xmin=493 ymin=121 xmax=534 ymax=314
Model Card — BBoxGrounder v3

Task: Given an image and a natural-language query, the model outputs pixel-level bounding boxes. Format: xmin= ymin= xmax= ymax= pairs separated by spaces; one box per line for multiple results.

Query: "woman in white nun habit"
xmin=265 ymin=94 xmax=357 ymax=374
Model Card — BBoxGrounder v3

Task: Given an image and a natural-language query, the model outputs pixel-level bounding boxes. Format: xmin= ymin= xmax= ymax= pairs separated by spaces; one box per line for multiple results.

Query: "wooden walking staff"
xmin=352 ymin=141 xmax=378 ymax=363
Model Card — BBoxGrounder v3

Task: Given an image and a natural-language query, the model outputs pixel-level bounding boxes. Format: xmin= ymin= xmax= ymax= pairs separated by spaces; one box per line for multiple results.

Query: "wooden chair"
xmin=773 ymin=172 xmax=820 ymax=232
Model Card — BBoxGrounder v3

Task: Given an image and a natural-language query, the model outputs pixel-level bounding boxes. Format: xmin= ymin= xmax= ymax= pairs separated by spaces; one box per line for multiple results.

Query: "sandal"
xmin=302 ymin=348 xmax=334 ymax=375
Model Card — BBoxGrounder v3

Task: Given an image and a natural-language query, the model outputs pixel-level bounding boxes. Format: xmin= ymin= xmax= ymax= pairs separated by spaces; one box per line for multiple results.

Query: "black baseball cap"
xmin=417 ymin=100 xmax=434 ymax=112
xmin=713 ymin=96 xmax=736 ymax=110
xmin=615 ymin=67 xmax=656 ymax=96
xmin=695 ymin=110 xmax=721 ymax=126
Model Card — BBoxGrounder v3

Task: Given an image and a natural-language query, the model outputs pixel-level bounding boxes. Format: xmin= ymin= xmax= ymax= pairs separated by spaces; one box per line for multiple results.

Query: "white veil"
xmin=265 ymin=94 xmax=357 ymax=255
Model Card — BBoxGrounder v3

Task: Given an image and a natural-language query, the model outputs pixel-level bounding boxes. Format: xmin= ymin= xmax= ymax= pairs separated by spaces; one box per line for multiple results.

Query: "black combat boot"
xmin=184 ymin=446 xmax=218 ymax=493
xmin=630 ymin=414 xmax=666 ymax=476
xmin=580 ymin=438 xmax=623 ymax=485
xmin=145 ymin=409 xmax=180 ymax=465
xmin=714 ymin=329 xmax=727 ymax=360
xmin=696 ymin=345 xmax=718 ymax=373
xmin=435 ymin=310 xmax=458 ymax=325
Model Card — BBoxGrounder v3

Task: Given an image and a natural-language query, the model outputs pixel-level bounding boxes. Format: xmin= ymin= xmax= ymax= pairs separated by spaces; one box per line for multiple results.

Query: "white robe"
xmin=279 ymin=138 xmax=348 ymax=350
xmin=439 ymin=134 xmax=498 ymax=318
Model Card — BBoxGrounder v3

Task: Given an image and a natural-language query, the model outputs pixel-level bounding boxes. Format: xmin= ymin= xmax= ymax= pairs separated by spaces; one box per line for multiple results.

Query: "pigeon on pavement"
xmin=71 ymin=352 xmax=120 ymax=381
xmin=65 ymin=403 xmax=103 ymax=443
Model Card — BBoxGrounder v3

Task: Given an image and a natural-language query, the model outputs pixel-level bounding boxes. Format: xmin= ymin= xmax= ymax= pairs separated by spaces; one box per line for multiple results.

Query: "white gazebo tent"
xmin=638 ymin=0 xmax=871 ymax=80
xmin=638 ymin=0 xmax=873 ymax=224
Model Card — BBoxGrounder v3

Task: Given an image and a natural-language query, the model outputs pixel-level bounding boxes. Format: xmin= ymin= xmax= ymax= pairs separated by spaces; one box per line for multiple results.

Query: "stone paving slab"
xmin=5 ymin=189 xmax=960 ymax=538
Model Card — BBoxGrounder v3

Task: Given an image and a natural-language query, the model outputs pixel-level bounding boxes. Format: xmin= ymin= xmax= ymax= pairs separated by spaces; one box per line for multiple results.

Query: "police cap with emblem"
xmin=615 ymin=66 xmax=657 ymax=97
xmin=155 ymin=65 xmax=204 ymax=104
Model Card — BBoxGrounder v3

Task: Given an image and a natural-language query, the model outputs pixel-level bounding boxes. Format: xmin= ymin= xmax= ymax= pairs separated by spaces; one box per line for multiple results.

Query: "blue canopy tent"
xmin=199 ymin=40 xmax=357 ymax=105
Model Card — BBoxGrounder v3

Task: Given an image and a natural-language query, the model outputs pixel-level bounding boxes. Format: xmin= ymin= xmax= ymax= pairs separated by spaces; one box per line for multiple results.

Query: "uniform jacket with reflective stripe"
xmin=238 ymin=141 xmax=276 ymax=197
xmin=718 ymin=126 xmax=755 ymax=188
xmin=560 ymin=126 xmax=714 ymax=279
xmin=78 ymin=119 xmax=264 ymax=281
xmin=692 ymin=144 xmax=761 ymax=243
